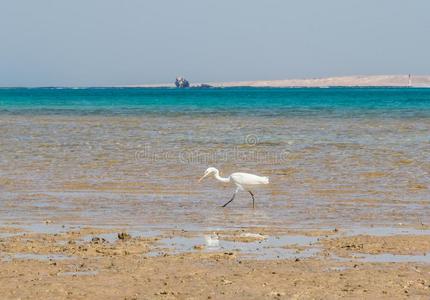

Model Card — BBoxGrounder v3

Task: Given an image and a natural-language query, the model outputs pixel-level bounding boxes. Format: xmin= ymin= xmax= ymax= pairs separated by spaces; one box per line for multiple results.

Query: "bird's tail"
xmin=262 ymin=176 xmax=269 ymax=184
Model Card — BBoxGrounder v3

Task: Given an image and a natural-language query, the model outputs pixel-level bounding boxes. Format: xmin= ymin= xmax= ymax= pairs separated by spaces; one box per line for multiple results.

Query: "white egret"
xmin=204 ymin=233 xmax=220 ymax=247
xmin=198 ymin=167 xmax=269 ymax=208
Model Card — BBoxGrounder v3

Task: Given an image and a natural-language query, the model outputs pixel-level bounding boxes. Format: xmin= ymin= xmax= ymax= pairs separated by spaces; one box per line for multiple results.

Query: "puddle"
xmin=81 ymin=229 xmax=161 ymax=244
xmin=324 ymin=266 xmax=351 ymax=272
xmin=332 ymin=252 xmax=430 ymax=264
xmin=352 ymin=253 xmax=430 ymax=263
xmin=265 ymin=235 xmax=318 ymax=246
xmin=58 ymin=271 xmax=98 ymax=276
xmin=1 ymin=253 xmax=75 ymax=262
xmin=82 ymin=233 xmax=118 ymax=244
xmin=345 ymin=227 xmax=430 ymax=237
xmin=247 ymin=247 xmax=320 ymax=260
xmin=127 ymin=228 xmax=164 ymax=238
xmin=0 ymin=232 xmax=22 ymax=239
xmin=13 ymin=224 xmax=73 ymax=235
xmin=151 ymin=234 xmax=320 ymax=260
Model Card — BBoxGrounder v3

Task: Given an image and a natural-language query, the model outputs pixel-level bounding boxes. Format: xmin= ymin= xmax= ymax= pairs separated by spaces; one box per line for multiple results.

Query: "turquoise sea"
xmin=1 ymin=87 xmax=430 ymax=116
xmin=0 ymin=87 xmax=429 ymax=231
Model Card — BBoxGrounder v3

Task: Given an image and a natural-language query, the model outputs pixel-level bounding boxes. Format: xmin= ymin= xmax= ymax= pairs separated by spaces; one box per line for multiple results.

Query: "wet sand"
xmin=1 ymin=225 xmax=430 ymax=299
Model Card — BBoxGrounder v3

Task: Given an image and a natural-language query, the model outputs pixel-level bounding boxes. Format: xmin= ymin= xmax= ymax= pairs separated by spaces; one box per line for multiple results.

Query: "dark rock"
xmin=91 ymin=237 xmax=107 ymax=244
xmin=118 ymin=232 xmax=131 ymax=240
xmin=193 ymin=83 xmax=212 ymax=88
xmin=175 ymin=77 xmax=190 ymax=88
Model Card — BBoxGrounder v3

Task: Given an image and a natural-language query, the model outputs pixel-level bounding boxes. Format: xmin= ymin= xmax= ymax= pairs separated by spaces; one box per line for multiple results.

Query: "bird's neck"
xmin=214 ymin=172 xmax=230 ymax=183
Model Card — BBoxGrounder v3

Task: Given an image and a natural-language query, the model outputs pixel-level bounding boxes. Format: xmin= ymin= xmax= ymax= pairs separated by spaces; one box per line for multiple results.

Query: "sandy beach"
xmin=1 ymin=225 xmax=430 ymax=299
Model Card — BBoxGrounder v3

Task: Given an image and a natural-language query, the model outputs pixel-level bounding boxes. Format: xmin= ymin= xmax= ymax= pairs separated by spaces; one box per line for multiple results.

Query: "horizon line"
xmin=1 ymin=74 xmax=430 ymax=89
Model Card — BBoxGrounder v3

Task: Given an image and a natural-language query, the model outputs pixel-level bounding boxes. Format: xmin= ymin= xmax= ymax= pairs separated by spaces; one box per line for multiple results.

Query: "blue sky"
xmin=1 ymin=0 xmax=429 ymax=86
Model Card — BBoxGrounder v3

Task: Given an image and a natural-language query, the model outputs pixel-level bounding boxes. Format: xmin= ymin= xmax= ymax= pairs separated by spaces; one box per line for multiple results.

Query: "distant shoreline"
xmin=129 ymin=75 xmax=430 ymax=89
xmin=2 ymin=75 xmax=430 ymax=89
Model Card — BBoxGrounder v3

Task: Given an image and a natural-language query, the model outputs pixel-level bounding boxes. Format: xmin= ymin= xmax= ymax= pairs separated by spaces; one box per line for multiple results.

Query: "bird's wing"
xmin=231 ymin=172 xmax=269 ymax=185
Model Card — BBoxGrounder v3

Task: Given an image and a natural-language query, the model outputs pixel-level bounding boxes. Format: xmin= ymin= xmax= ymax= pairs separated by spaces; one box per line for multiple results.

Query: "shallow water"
xmin=1 ymin=88 xmax=429 ymax=231
xmin=1 ymin=252 xmax=74 ymax=262
xmin=346 ymin=227 xmax=430 ymax=236
xmin=333 ymin=252 xmax=430 ymax=264
xmin=146 ymin=233 xmax=319 ymax=260
xmin=354 ymin=253 xmax=430 ymax=263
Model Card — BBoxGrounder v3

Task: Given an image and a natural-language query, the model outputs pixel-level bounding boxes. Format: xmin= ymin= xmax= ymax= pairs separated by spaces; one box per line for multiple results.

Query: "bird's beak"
xmin=198 ymin=173 xmax=208 ymax=182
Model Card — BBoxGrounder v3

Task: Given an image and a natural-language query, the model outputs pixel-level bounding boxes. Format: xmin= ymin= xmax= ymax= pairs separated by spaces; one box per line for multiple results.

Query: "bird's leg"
xmin=222 ymin=191 xmax=237 ymax=208
xmin=249 ymin=191 xmax=255 ymax=208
